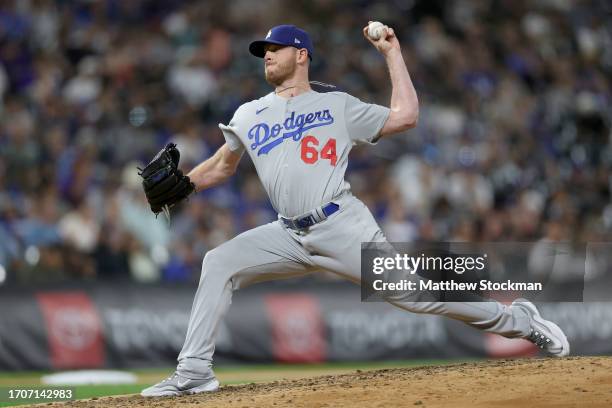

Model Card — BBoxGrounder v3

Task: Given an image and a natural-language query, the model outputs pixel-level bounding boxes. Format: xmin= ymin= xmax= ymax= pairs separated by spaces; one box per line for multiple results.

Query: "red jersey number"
xmin=301 ymin=136 xmax=337 ymax=166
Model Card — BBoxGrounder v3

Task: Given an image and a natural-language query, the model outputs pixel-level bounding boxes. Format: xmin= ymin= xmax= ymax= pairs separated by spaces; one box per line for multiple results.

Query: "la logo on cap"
xmin=266 ymin=30 xmax=272 ymax=39
xmin=294 ymin=38 xmax=301 ymax=44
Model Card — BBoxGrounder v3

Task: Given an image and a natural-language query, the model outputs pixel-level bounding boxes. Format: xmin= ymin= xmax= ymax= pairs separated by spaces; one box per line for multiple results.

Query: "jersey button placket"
xmin=281 ymin=99 xmax=290 ymax=202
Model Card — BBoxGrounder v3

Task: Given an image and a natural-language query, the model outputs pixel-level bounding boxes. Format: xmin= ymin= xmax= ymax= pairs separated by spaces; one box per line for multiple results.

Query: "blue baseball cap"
xmin=249 ymin=25 xmax=314 ymax=60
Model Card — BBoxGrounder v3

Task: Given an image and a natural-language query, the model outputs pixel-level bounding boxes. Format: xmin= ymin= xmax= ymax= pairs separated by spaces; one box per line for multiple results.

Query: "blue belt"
xmin=280 ymin=202 xmax=340 ymax=230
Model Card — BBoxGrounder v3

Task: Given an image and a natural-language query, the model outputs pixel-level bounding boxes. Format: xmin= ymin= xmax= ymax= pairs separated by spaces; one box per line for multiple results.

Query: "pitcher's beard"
xmin=265 ymin=61 xmax=297 ymax=86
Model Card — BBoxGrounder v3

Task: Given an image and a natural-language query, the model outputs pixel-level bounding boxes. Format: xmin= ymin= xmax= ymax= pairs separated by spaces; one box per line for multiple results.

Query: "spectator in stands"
xmin=0 ymin=0 xmax=609 ymax=284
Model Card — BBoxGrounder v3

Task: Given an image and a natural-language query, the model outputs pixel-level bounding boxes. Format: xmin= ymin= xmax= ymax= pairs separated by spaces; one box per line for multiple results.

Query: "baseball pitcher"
xmin=140 ymin=23 xmax=569 ymax=397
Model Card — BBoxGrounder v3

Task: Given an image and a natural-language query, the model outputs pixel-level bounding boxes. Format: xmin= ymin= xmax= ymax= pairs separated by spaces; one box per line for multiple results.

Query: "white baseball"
xmin=367 ymin=21 xmax=386 ymax=41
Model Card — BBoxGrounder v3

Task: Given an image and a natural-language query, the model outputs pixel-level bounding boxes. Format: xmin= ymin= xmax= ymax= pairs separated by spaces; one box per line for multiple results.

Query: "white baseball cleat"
xmin=511 ymin=298 xmax=570 ymax=357
xmin=141 ymin=370 xmax=219 ymax=397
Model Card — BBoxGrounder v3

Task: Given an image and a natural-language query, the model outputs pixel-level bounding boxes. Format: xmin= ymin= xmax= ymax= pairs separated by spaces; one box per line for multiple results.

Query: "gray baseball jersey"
xmin=219 ymin=90 xmax=390 ymax=217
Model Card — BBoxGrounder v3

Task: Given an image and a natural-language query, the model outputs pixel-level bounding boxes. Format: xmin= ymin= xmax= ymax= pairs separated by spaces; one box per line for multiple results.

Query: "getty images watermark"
xmin=361 ymin=242 xmax=612 ymax=302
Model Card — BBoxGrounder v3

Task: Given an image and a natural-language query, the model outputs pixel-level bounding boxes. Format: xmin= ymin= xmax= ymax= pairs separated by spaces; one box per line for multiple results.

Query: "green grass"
xmin=0 ymin=359 xmax=476 ymax=407
xmin=72 ymin=384 xmax=145 ymax=399
xmin=0 ymin=359 xmax=473 ymax=380
xmin=214 ymin=359 xmax=465 ymax=371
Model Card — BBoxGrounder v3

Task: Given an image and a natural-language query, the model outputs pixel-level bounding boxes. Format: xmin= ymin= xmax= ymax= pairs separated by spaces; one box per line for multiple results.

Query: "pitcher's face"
xmin=263 ymin=44 xmax=299 ymax=86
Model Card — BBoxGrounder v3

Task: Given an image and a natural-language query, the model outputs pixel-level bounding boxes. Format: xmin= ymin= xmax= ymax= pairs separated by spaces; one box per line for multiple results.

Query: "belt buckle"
xmin=282 ymin=217 xmax=304 ymax=231
xmin=297 ymin=214 xmax=316 ymax=229
xmin=282 ymin=205 xmax=336 ymax=231
xmin=281 ymin=217 xmax=294 ymax=230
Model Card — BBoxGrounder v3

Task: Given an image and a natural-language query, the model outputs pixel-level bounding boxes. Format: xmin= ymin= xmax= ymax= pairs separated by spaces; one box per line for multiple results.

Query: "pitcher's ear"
xmin=298 ymin=48 xmax=309 ymax=62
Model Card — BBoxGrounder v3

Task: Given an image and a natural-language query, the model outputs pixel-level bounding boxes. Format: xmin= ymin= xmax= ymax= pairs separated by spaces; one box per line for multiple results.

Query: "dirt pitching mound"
xmin=46 ymin=357 xmax=612 ymax=408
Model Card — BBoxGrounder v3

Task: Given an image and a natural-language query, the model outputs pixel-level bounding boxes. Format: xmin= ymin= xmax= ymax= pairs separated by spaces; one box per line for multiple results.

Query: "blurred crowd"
xmin=0 ymin=0 xmax=611 ymax=285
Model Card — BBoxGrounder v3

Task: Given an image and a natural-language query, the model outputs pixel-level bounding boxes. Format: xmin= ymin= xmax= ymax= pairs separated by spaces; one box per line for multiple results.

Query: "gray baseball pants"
xmin=177 ymin=193 xmax=530 ymax=374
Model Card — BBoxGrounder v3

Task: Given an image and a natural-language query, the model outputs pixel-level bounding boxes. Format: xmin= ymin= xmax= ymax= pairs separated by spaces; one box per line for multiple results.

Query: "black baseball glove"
xmin=138 ymin=143 xmax=195 ymax=218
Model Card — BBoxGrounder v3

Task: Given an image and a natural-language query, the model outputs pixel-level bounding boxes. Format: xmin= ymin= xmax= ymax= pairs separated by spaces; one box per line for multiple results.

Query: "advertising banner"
xmin=0 ymin=281 xmax=610 ymax=370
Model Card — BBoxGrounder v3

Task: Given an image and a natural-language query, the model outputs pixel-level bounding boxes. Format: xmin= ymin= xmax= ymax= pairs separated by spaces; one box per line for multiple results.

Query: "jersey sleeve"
xmin=344 ymin=93 xmax=391 ymax=145
xmin=218 ymin=109 xmax=246 ymax=153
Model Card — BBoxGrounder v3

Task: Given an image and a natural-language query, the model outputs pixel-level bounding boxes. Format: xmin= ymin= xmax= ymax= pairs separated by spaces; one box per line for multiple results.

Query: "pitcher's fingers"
xmin=380 ymin=27 xmax=389 ymax=40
